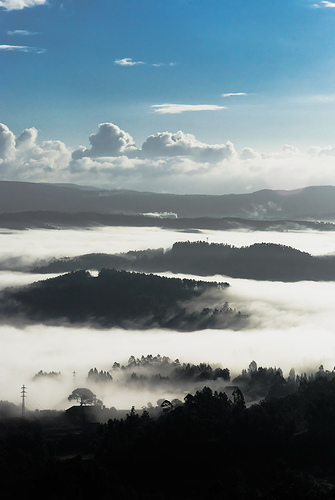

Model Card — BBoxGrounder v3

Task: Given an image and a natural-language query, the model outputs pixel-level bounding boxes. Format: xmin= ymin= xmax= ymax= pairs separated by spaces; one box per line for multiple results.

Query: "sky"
xmin=1 ymin=0 xmax=335 ymax=193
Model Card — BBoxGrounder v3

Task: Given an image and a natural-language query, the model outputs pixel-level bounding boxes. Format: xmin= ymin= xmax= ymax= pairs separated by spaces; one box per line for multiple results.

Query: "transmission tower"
xmin=21 ymin=384 xmax=27 ymax=417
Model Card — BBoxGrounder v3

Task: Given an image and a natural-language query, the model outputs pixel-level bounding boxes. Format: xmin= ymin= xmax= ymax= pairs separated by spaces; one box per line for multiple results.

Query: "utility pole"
xmin=21 ymin=384 xmax=27 ymax=417
xmin=73 ymin=370 xmax=76 ymax=386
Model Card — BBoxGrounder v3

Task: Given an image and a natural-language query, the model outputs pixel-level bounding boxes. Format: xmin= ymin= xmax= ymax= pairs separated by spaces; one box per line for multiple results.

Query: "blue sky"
xmin=1 ymin=0 xmax=335 ymax=193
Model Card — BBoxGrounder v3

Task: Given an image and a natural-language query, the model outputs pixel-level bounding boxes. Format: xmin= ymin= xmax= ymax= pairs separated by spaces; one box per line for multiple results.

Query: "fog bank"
xmin=1 ymin=226 xmax=335 ymax=410
xmin=1 ymin=316 xmax=335 ymax=410
xmin=0 ymin=227 xmax=334 ymax=269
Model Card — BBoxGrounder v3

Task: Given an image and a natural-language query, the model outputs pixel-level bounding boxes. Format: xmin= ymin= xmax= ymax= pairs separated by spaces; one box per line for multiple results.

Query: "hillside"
xmin=2 ymin=181 xmax=335 ymax=220
xmin=0 ymin=269 xmax=243 ymax=330
xmin=0 ymin=210 xmax=334 ymax=231
xmin=33 ymin=241 xmax=335 ymax=282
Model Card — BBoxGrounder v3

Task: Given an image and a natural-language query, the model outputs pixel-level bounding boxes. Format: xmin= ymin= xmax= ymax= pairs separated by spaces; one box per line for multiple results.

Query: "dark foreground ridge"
xmin=33 ymin=241 xmax=335 ymax=282
xmin=0 ymin=269 xmax=244 ymax=330
xmin=2 ymin=372 xmax=335 ymax=499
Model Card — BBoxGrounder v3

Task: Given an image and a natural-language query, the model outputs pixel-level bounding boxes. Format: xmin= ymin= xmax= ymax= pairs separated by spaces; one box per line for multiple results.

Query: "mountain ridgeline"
xmin=2 ymin=181 xmax=335 ymax=220
xmin=0 ymin=269 xmax=244 ymax=330
xmin=33 ymin=241 xmax=335 ymax=282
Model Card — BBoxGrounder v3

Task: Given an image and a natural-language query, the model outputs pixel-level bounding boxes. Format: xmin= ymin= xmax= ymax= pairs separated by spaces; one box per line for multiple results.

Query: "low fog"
xmin=1 ymin=277 xmax=335 ymax=410
xmin=1 ymin=226 xmax=335 ymax=410
xmin=0 ymin=226 xmax=334 ymax=270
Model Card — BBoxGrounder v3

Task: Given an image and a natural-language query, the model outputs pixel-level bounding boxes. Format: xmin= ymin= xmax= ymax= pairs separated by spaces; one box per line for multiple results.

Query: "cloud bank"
xmin=2 ymin=121 xmax=335 ymax=194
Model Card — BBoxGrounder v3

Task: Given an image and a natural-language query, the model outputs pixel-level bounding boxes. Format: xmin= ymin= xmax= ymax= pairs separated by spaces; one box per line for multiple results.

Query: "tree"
xmin=68 ymin=387 xmax=100 ymax=406
xmin=160 ymin=400 xmax=173 ymax=412
xmin=248 ymin=360 xmax=257 ymax=374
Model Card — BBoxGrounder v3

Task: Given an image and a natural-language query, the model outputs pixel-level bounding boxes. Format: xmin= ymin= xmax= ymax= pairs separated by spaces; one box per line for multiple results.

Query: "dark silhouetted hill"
xmin=33 ymin=241 xmax=335 ymax=282
xmin=0 ymin=269 xmax=244 ymax=330
xmin=3 ymin=373 xmax=335 ymax=498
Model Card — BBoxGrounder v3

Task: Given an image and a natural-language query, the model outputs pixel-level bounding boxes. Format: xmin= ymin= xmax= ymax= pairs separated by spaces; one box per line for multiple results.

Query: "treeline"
xmin=87 ymin=354 xmax=230 ymax=388
xmin=33 ymin=240 xmax=335 ymax=281
xmin=1 ymin=210 xmax=335 ymax=232
xmin=4 ymin=376 xmax=335 ymax=498
xmin=85 ymin=355 xmax=335 ymax=406
xmin=0 ymin=269 xmax=244 ymax=330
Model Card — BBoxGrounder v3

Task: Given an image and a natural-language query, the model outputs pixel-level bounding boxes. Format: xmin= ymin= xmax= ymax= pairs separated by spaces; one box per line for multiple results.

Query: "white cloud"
xmin=114 ymin=58 xmax=145 ymax=66
xmin=72 ymin=123 xmax=137 ymax=160
xmin=115 ymin=58 xmax=175 ymax=68
xmin=152 ymin=62 xmax=176 ymax=67
xmin=7 ymin=30 xmax=39 ymax=36
xmin=0 ymin=123 xmax=16 ymax=161
xmin=240 ymin=147 xmax=261 ymax=161
xmin=308 ymin=145 xmax=335 ymax=156
xmin=151 ymin=103 xmax=226 ymax=114
xmin=0 ymin=123 xmax=71 ymax=181
xmin=313 ymin=1 xmax=335 ymax=6
xmin=221 ymin=92 xmax=248 ymax=98
xmin=0 ymin=0 xmax=46 ymax=10
xmin=140 ymin=131 xmax=235 ymax=162
xmin=0 ymin=44 xmax=45 ymax=54
xmin=4 ymin=121 xmax=335 ymax=194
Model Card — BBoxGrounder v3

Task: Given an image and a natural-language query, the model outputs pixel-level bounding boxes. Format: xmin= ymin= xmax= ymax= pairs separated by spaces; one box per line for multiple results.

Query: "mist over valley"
xmin=0 ymin=209 xmax=335 ymax=412
xmin=5 ymin=0 xmax=335 ymax=494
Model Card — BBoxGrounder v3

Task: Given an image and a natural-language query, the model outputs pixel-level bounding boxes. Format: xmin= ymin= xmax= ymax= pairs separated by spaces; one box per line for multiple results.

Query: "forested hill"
xmin=0 ymin=210 xmax=334 ymax=232
xmin=0 ymin=269 xmax=244 ymax=330
xmin=33 ymin=241 xmax=335 ymax=282
xmin=3 ymin=181 xmax=335 ymax=219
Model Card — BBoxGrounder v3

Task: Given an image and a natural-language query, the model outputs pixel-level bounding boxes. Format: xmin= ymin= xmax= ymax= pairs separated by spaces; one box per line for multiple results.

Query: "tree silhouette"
xmin=68 ymin=387 xmax=100 ymax=406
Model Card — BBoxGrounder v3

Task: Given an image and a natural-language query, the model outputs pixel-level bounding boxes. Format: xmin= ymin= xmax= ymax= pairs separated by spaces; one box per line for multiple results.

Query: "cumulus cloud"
xmin=141 ymin=131 xmax=235 ymax=162
xmin=0 ymin=124 xmax=16 ymax=161
xmin=4 ymin=121 xmax=335 ymax=194
xmin=240 ymin=147 xmax=261 ymax=161
xmin=72 ymin=123 xmax=137 ymax=160
xmin=15 ymin=127 xmax=38 ymax=149
xmin=0 ymin=123 xmax=71 ymax=180
xmin=151 ymin=103 xmax=226 ymax=114
xmin=114 ymin=58 xmax=145 ymax=66
xmin=0 ymin=44 xmax=45 ymax=54
xmin=0 ymin=0 xmax=46 ymax=10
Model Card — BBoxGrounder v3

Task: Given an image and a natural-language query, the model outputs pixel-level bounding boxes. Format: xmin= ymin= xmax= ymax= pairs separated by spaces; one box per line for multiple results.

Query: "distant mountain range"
xmin=2 ymin=181 xmax=335 ymax=220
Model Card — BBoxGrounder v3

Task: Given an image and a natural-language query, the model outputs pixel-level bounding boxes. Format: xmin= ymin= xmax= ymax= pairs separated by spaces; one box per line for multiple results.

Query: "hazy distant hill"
xmin=2 ymin=181 xmax=335 ymax=220
xmin=0 ymin=210 xmax=333 ymax=231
